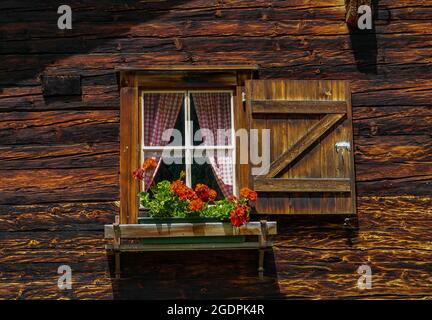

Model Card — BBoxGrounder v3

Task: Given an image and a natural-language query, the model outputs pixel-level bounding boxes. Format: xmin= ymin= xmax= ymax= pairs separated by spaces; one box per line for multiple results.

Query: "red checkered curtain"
xmin=191 ymin=92 xmax=233 ymax=196
xmin=143 ymin=93 xmax=184 ymax=190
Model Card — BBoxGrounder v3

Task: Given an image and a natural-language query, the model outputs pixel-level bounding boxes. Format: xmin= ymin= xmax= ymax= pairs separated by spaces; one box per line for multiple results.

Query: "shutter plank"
xmin=252 ymin=100 xmax=347 ymax=114
xmin=265 ymin=113 xmax=346 ymax=178
xmin=254 ymin=178 xmax=351 ymax=192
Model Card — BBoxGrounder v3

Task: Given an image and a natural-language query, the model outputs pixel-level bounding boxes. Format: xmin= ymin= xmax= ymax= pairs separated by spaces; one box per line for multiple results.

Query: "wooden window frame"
xmin=118 ymin=65 xmax=257 ymax=224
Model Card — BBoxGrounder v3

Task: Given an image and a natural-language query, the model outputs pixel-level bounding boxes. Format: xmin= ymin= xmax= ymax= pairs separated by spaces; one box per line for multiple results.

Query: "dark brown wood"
xmin=246 ymin=80 xmax=355 ymax=215
xmin=345 ymin=0 xmax=372 ymax=26
xmin=265 ymin=113 xmax=346 ymax=178
xmin=1 ymin=0 xmax=431 ymax=300
xmin=42 ymin=75 xmax=81 ymax=97
xmin=234 ymin=84 xmax=251 ymax=193
xmin=254 ymin=178 xmax=351 ymax=193
xmin=119 ymin=74 xmax=139 ymax=224
xmin=0 ymin=143 xmax=119 ymax=169
xmin=0 ymin=111 xmax=119 ymax=145
xmin=0 ymin=202 xmax=116 ymax=232
xmin=353 ymin=106 xmax=432 ymax=136
xmin=0 ymin=168 xmax=118 ymax=205
xmin=116 ymin=65 xmax=258 ymax=72
xmin=135 ymin=72 xmax=239 ymax=89
xmin=252 ymin=100 xmax=347 ymax=114
xmin=1 ymin=195 xmax=431 ymax=299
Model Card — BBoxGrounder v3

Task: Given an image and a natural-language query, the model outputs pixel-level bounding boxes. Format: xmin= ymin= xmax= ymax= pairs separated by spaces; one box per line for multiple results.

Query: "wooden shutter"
xmin=246 ymin=80 xmax=356 ymax=215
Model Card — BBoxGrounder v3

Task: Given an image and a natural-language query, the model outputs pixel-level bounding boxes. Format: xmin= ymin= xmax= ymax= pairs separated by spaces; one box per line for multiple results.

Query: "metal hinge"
xmin=335 ymin=141 xmax=351 ymax=152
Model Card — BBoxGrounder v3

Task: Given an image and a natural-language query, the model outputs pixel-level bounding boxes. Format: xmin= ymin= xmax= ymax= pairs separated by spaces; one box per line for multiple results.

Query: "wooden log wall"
xmin=0 ymin=0 xmax=431 ymax=299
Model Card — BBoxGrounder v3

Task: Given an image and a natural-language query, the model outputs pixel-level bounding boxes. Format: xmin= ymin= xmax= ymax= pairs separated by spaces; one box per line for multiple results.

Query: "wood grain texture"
xmin=0 ymin=143 xmax=119 ymax=169
xmin=0 ymin=168 xmax=118 ymax=204
xmin=119 ymin=76 xmax=139 ymax=224
xmin=1 ymin=0 xmax=431 ymax=300
xmin=0 ymin=111 xmax=119 ymax=145
xmin=246 ymin=80 xmax=355 ymax=215
xmin=265 ymin=113 xmax=346 ymax=178
xmin=345 ymin=0 xmax=372 ymax=26
xmin=0 ymin=196 xmax=430 ymax=299
xmin=254 ymin=178 xmax=351 ymax=193
xmin=0 ymin=202 xmax=117 ymax=232
xmin=104 ymin=222 xmax=277 ymax=238
xmin=0 ymin=83 xmax=119 ymax=111
xmin=252 ymin=100 xmax=347 ymax=114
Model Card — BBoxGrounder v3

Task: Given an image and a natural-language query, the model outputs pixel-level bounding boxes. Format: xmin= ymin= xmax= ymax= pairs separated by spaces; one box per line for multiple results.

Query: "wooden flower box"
xmin=138 ymin=217 xmax=246 ymax=244
xmin=105 ymin=220 xmax=277 ymax=279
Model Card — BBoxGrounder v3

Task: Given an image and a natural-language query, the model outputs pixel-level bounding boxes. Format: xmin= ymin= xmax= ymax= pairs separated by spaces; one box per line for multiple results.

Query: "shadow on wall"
xmin=107 ymin=215 xmax=359 ymax=299
xmin=0 ymin=0 xmax=195 ymax=91
xmin=108 ymin=250 xmax=282 ymax=299
xmin=348 ymin=0 xmax=379 ymax=74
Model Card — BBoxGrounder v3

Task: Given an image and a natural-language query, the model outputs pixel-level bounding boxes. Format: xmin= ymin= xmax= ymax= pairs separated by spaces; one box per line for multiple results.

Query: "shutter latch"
xmin=242 ymin=91 xmax=246 ymax=112
xmin=335 ymin=141 xmax=351 ymax=152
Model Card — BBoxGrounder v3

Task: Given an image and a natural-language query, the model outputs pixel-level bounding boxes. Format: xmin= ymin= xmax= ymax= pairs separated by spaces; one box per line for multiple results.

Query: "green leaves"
xmin=138 ymin=180 xmax=234 ymax=220
xmin=138 ymin=181 xmax=188 ymax=218
xmin=200 ymin=199 xmax=235 ymax=221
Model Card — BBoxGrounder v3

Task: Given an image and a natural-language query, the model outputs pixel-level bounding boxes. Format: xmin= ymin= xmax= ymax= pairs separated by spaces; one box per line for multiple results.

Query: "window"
xmin=140 ymin=91 xmax=236 ymax=200
xmin=118 ymin=65 xmax=257 ymax=224
xmin=118 ymin=68 xmax=356 ymax=224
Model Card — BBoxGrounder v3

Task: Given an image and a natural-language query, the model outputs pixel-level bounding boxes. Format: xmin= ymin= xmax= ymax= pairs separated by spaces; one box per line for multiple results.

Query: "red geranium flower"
xmin=170 ymin=180 xmax=184 ymax=194
xmin=240 ymin=187 xmax=257 ymax=202
xmin=230 ymin=204 xmax=250 ymax=227
xmin=188 ymin=198 xmax=204 ymax=212
xmin=171 ymin=180 xmax=197 ymax=201
xmin=208 ymin=189 xmax=217 ymax=202
xmin=132 ymin=168 xmax=145 ymax=180
xmin=247 ymin=190 xmax=257 ymax=202
xmin=143 ymin=158 xmax=157 ymax=171
xmin=185 ymin=187 xmax=198 ymax=201
xmin=195 ymin=183 xmax=210 ymax=202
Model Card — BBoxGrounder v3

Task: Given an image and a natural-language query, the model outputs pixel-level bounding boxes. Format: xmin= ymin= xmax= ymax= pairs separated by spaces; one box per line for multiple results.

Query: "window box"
xmin=105 ymin=220 xmax=276 ymax=278
xmin=138 ymin=216 xmax=246 ymax=244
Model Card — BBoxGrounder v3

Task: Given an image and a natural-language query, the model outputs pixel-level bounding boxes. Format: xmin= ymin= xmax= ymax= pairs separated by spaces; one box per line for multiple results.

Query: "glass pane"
xmin=190 ymin=92 xmax=232 ymax=146
xmin=143 ymin=151 xmax=185 ymax=191
xmin=191 ymin=149 xmax=233 ymax=199
xmin=143 ymin=92 xmax=185 ymax=147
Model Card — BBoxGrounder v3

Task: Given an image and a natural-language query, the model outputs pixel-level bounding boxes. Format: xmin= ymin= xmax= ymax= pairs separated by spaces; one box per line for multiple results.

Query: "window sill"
xmin=105 ymin=221 xmax=277 ymax=239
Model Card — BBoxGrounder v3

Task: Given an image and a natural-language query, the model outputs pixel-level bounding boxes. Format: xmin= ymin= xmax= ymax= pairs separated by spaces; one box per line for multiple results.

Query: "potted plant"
xmin=132 ymin=159 xmax=258 ymax=243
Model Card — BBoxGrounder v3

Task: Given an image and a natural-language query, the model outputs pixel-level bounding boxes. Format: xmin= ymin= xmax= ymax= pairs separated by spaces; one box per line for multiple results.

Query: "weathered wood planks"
xmin=252 ymin=100 xmax=347 ymax=114
xmin=1 ymin=0 xmax=431 ymax=300
xmin=254 ymin=178 xmax=352 ymax=193
xmin=0 ymin=168 xmax=118 ymax=204
xmin=0 ymin=202 xmax=117 ymax=232
xmin=0 ymin=143 xmax=119 ymax=169
xmin=1 ymin=196 xmax=431 ymax=299
xmin=104 ymin=222 xmax=277 ymax=238
xmin=0 ymin=111 xmax=119 ymax=145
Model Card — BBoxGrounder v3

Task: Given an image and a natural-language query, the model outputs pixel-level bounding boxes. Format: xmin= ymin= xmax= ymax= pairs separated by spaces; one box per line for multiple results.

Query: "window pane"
xmin=191 ymin=149 xmax=234 ymax=199
xmin=190 ymin=92 xmax=232 ymax=146
xmin=143 ymin=93 xmax=184 ymax=147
